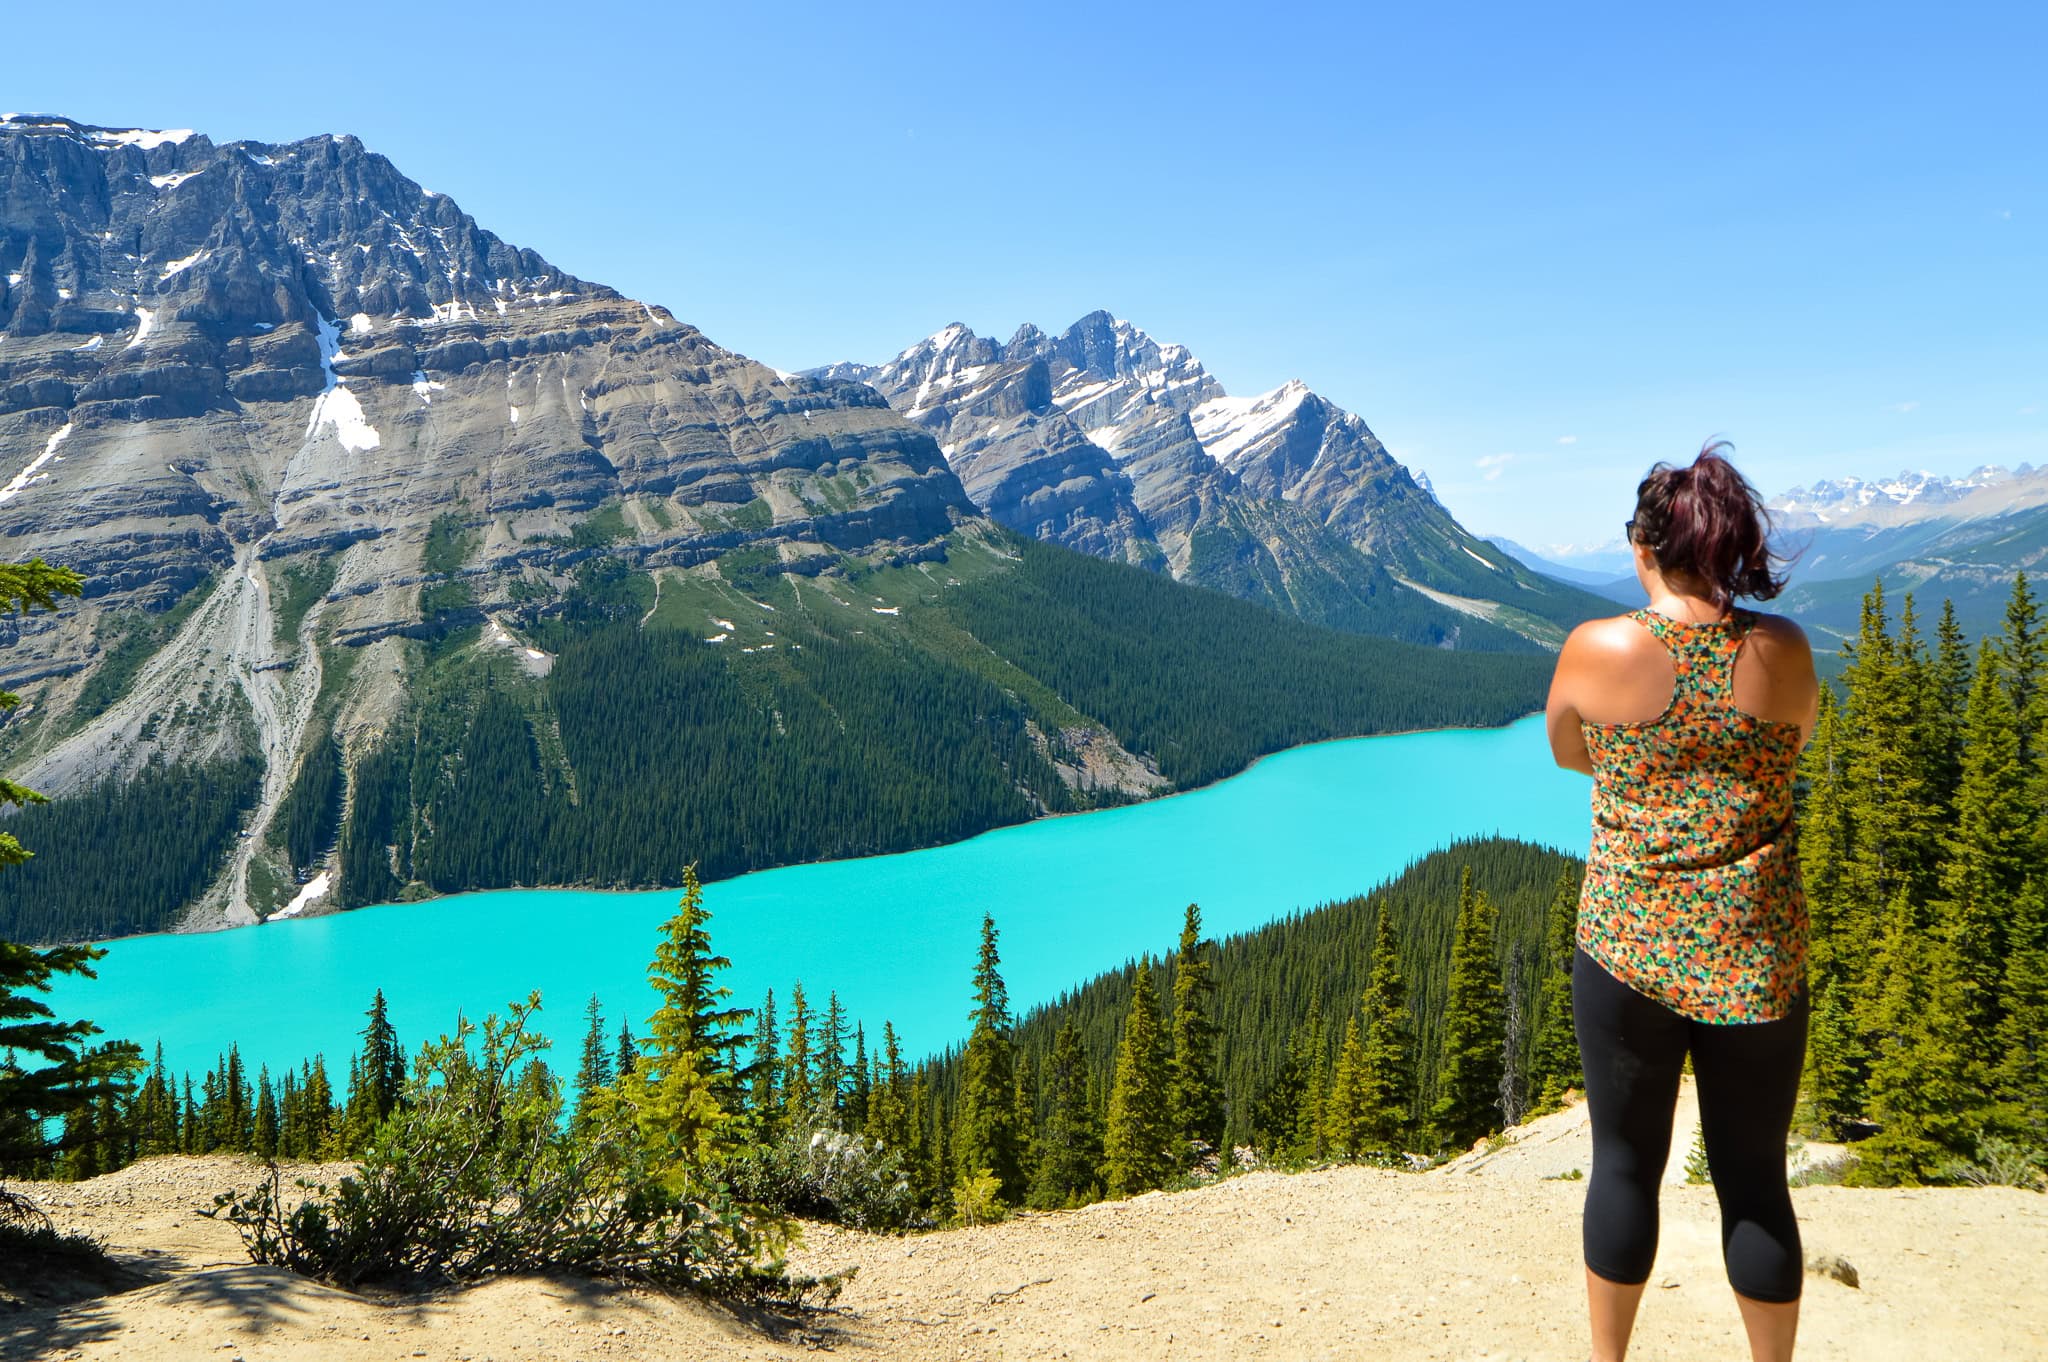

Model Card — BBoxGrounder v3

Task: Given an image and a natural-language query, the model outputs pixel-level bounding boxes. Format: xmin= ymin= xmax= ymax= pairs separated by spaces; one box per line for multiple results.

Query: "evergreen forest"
xmin=1795 ymin=576 xmax=2048 ymax=1184
xmin=337 ymin=535 xmax=1554 ymax=911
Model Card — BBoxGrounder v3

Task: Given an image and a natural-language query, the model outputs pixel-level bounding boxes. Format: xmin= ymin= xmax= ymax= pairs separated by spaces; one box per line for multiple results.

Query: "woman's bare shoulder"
xmin=1563 ymin=613 xmax=1656 ymax=660
xmin=1743 ymin=610 xmax=1814 ymax=657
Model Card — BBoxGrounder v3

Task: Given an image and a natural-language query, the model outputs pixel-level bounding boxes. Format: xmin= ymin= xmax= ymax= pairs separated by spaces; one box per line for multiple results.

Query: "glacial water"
xmin=49 ymin=714 xmax=1592 ymax=1082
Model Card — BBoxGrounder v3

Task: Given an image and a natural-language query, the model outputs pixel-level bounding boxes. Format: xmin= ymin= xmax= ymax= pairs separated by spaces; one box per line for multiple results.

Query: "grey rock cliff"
xmin=0 ymin=114 xmax=972 ymax=681
xmin=819 ymin=312 xmax=1605 ymax=647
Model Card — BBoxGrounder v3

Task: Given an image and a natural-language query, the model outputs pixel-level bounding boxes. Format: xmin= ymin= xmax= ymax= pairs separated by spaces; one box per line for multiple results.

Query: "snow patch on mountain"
xmin=1189 ymin=380 xmax=1312 ymax=468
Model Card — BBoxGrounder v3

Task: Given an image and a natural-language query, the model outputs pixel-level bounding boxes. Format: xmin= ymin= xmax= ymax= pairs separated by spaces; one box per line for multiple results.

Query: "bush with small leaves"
xmin=1936 ymin=1137 xmax=2047 ymax=1191
xmin=717 ymin=1109 xmax=921 ymax=1231
xmin=209 ymin=995 xmax=841 ymax=1306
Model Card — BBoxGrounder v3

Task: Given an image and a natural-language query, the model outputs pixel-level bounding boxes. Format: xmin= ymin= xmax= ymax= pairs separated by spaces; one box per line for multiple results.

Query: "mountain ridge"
xmin=814 ymin=313 xmax=1611 ymax=650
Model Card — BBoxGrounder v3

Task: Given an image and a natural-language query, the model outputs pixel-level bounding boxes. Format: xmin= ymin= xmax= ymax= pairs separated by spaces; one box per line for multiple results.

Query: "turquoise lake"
xmin=50 ymin=713 xmax=1592 ymax=1082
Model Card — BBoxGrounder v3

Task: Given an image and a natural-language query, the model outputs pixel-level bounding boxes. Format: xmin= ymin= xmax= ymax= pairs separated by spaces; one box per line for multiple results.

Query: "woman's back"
xmin=1573 ymin=607 xmax=1810 ymax=1025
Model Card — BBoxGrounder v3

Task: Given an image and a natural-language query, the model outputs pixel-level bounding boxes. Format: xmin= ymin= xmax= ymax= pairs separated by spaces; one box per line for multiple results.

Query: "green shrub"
xmin=1937 ymin=1136 xmax=2047 ymax=1190
xmin=950 ymin=1168 xmax=1006 ymax=1227
xmin=718 ymin=1113 xmax=920 ymax=1231
xmin=209 ymin=995 xmax=839 ymax=1305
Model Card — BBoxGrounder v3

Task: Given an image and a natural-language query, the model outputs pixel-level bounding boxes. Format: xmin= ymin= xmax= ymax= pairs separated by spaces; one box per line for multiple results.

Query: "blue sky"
xmin=9 ymin=1 xmax=2040 ymax=552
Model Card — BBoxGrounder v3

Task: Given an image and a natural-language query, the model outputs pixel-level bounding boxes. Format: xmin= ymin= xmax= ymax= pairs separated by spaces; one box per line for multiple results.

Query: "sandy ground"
xmin=4 ymin=1082 xmax=2043 ymax=1362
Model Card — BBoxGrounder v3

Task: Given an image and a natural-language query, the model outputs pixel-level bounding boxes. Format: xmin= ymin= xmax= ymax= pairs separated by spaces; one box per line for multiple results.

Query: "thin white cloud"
xmin=1476 ymin=452 xmax=1514 ymax=482
xmin=1889 ymin=401 xmax=1920 ymax=414
xmin=1557 ymin=435 xmax=1578 ymax=445
xmin=2022 ymin=405 xmax=2039 ymax=416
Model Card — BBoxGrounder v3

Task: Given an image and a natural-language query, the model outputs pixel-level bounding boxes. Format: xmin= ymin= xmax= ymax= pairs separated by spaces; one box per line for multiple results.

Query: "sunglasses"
xmin=1623 ymin=518 xmax=1636 ymax=542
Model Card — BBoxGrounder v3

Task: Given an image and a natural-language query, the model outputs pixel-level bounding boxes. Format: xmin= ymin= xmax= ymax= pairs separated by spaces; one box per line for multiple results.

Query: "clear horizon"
xmin=7 ymin=0 xmax=2039 ymax=552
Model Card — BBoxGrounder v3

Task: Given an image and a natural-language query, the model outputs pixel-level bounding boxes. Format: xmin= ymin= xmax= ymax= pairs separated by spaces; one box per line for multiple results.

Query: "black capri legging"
xmin=1573 ymin=948 xmax=1809 ymax=1303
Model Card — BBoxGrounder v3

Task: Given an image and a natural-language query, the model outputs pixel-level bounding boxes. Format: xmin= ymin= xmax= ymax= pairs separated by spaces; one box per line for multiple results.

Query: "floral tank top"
xmin=1577 ymin=608 xmax=1807 ymax=1024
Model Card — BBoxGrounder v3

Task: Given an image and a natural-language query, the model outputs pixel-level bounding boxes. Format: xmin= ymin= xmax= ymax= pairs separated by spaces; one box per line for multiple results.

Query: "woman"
xmin=1545 ymin=444 xmax=1819 ymax=1362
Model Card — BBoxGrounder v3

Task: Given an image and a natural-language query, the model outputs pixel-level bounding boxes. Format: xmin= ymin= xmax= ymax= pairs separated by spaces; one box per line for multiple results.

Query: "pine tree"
xmin=1431 ymin=868 xmax=1508 ymax=1150
xmin=750 ymin=988 xmax=780 ymax=1137
xmin=301 ymin=1057 xmax=334 ymax=1157
xmin=137 ymin=1042 xmax=179 ymax=1156
xmin=355 ymin=990 xmax=403 ymax=1132
xmin=1841 ymin=583 xmax=1941 ymax=919
xmin=1290 ymin=996 xmax=1330 ymax=1162
xmin=1851 ymin=894 xmax=1982 ymax=1184
xmin=1358 ymin=906 xmax=1417 ymax=1149
xmin=629 ymin=864 xmax=750 ymax=1169
xmin=1796 ymin=968 xmax=1866 ymax=1140
xmin=224 ymin=1046 xmax=252 ymax=1152
xmin=1927 ymin=598 xmax=1972 ymax=812
xmin=1323 ymin=1013 xmax=1371 ymax=1159
xmin=642 ymin=864 xmax=750 ymax=1110
xmin=1799 ymin=685 xmax=1853 ymax=977
xmin=1992 ymin=881 xmax=2048 ymax=1148
xmin=863 ymin=1021 xmax=906 ymax=1152
xmin=1939 ymin=639 xmax=2030 ymax=1052
xmin=954 ymin=915 xmax=1023 ymax=1201
xmin=781 ymin=981 xmax=814 ymax=1126
xmin=1997 ymin=571 xmax=2045 ymax=772
xmin=1030 ymin=1018 xmax=1101 ymax=1208
xmin=573 ymin=994 xmax=611 ymax=1123
xmin=848 ymin=1023 xmax=871 ymax=1132
xmin=815 ymin=991 xmax=848 ymax=1126
xmin=253 ymin=1067 xmax=279 ymax=1158
xmin=1528 ymin=869 xmax=1581 ymax=1109
xmin=1102 ymin=958 xmax=1173 ymax=1196
xmin=1167 ymin=903 xmax=1225 ymax=1168
xmin=615 ymin=1018 xmax=639 ymax=1081
xmin=904 ymin=1074 xmax=940 ymax=1209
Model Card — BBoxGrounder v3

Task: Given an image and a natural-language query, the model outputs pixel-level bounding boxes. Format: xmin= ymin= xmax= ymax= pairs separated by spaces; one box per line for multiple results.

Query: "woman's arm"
xmin=1547 ymin=624 xmax=1597 ymax=775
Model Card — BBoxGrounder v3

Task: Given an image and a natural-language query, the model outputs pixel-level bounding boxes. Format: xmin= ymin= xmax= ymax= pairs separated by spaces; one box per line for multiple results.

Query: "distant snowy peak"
xmin=1769 ymin=466 xmax=2032 ymax=526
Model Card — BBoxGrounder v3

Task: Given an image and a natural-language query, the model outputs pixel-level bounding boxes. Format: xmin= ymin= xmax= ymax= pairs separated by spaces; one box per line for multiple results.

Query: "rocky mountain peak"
xmin=0 ymin=112 xmax=609 ymax=347
xmin=814 ymin=312 xmax=1602 ymax=650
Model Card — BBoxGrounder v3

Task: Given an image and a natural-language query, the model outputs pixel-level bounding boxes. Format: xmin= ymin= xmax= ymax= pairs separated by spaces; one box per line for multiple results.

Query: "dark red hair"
xmin=1630 ymin=442 xmax=1788 ymax=605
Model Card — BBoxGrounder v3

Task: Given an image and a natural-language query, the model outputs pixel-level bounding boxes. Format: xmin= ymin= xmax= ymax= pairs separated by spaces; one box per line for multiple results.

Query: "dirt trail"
xmin=4 ymin=1086 xmax=2042 ymax=1361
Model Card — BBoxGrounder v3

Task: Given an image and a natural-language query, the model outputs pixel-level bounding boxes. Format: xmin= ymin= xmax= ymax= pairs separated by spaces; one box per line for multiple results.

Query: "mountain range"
xmin=814 ymin=316 xmax=1609 ymax=649
xmin=1763 ymin=465 xmax=2048 ymax=642
xmin=0 ymin=114 xmax=1556 ymax=942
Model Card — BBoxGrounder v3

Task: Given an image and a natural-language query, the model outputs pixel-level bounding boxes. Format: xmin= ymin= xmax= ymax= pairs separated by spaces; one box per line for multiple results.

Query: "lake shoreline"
xmin=52 ymin=714 xmax=1592 ymax=1081
xmin=93 ymin=709 xmax=1552 ymax=949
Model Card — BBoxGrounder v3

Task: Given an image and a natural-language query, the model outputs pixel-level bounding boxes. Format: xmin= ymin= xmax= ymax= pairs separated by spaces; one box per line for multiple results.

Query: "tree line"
xmin=1798 ymin=575 xmax=2048 ymax=1184
xmin=13 ymin=839 xmax=1585 ymax=1217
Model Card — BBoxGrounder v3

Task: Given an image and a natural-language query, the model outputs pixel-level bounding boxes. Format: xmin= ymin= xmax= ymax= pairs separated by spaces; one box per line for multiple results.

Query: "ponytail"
xmin=1629 ymin=441 xmax=1788 ymax=604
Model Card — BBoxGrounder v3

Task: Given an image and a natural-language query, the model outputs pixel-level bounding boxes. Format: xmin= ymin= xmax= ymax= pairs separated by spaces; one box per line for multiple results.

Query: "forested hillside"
xmin=0 ymin=530 xmax=1554 ymax=941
